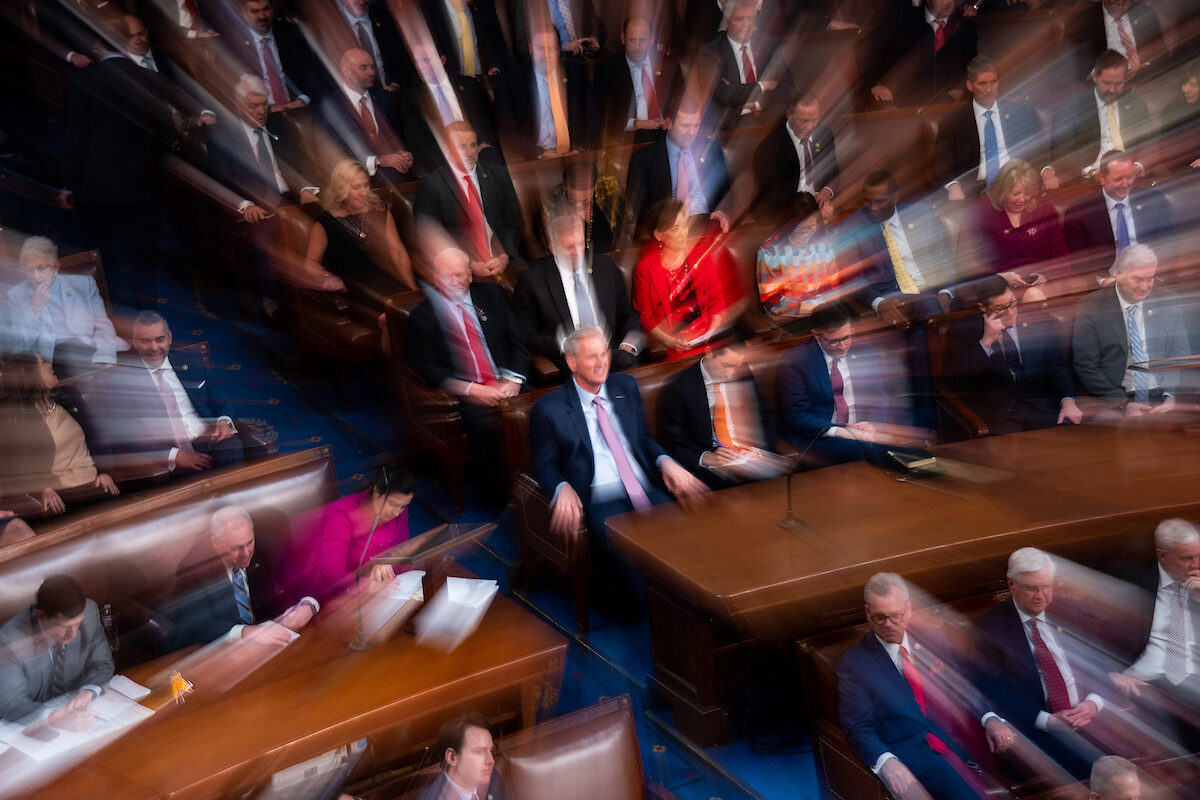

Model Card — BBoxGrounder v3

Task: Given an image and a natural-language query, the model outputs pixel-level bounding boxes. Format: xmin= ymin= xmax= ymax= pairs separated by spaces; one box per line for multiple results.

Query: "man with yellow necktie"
xmin=419 ymin=0 xmax=509 ymax=78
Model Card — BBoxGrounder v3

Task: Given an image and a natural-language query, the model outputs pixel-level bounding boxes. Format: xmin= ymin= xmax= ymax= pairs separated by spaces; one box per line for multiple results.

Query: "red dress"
xmin=633 ymin=235 xmax=731 ymax=361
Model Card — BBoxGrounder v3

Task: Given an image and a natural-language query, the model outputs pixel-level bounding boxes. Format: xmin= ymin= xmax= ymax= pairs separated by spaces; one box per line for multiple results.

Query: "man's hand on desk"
xmin=1056 ymin=699 xmax=1098 ymax=730
xmin=241 ymin=623 xmax=294 ymax=646
xmin=47 ymin=691 xmax=98 ymax=731
xmin=277 ymin=603 xmax=315 ymax=630
xmin=1148 ymin=395 xmax=1175 ymax=415
xmin=661 ymin=460 xmax=709 ymax=501
xmin=176 ymin=450 xmax=213 ymax=471
xmin=549 ymin=484 xmax=584 ymax=537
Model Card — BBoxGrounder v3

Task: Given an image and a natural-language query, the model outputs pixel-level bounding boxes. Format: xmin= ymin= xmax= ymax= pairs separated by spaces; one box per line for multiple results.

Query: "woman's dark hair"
xmin=366 ymin=459 xmax=416 ymax=497
xmin=784 ymin=192 xmax=822 ymax=233
xmin=0 ymin=353 xmax=49 ymax=410
xmin=647 ymin=198 xmax=686 ymax=236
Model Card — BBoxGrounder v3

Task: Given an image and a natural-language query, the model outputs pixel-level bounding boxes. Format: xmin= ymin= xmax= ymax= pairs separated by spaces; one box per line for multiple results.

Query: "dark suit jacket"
xmin=512 ymin=253 xmax=642 ymax=373
xmin=511 ymin=0 xmax=605 ymax=59
xmin=1061 ymin=188 xmax=1174 ymax=278
xmin=492 ymin=60 xmax=592 ymax=160
xmin=752 ymin=120 xmax=839 ymax=220
xmin=413 ymin=159 xmax=526 ymax=264
xmin=398 ymin=73 xmax=498 ymax=168
xmin=593 ymin=52 xmax=683 ymax=144
xmin=219 ymin=19 xmax=330 ymax=103
xmin=834 ymin=203 xmax=954 ymax=309
xmin=0 ymin=599 xmax=114 ymax=722
xmin=407 ymin=282 xmax=530 ymax=389
xmin=696 ymin=34 xmax=791 ymax=129
xmin=625 ymin=136 xmax=730 ymax=239
xmin=659 ymin=361 xmax=777 ymax=487
xmin=944 ymin=313 xmax=1074 ymax=432
xmin=1051 ymin=89 xmax=1153 ymax=178
xmin=1071 ymin=285 xmax=1190 ymax=400
xmin=168 ymin=538 xmax=286 ymax=650
xmin=866 ymin=2 xmax=976 ymax=106
xmin=932 ymin=99 xmax=1046 ymax=196
xmin=206 ymin=115 xmax=318 ymax=211
xmin=420 ymin=0 xmax=510 ymax=77
xmin=314 ymin=85 xmax=412 ymax=184
xmin=530 ymin=372 xmax=667 ymax=507
xmin=1082 ymin=3 xmax=1168 ymax=75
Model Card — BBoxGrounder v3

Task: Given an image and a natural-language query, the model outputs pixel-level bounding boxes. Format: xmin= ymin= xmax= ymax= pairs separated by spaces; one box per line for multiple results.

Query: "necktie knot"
xmin=984 ymin=109 xmax=992 ymax=120
xmin=1115 ymin=201 xmax=1125 ymax=212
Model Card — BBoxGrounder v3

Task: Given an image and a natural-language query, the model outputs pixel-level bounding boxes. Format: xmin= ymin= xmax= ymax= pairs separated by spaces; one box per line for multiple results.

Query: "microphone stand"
xmin=349 ymin=501 xmax=388 ymax=652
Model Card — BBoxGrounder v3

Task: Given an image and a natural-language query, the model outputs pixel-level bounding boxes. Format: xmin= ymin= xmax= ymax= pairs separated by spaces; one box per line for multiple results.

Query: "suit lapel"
xmin=864 ymin=634 xmax=921 ymax=712
xmin=563 ymin=382 xmax=593 ymax=460
xmin=543 ymin=264 xmax=573 ymax=330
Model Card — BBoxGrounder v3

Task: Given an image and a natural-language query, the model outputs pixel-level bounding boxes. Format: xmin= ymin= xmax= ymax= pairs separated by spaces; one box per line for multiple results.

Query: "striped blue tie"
xmin=1127 ymin=304 xmax=1149 ymax=404
xmin=232 ymin=569 xmax=254 ymax=624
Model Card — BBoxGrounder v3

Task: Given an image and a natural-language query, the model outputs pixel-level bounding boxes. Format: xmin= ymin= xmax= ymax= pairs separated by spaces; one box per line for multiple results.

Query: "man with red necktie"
xmin=866 ymin=0 xmax=976 ymax=108
xmin=838 ymin=572 xmax=1016 ymax=800
xmin=594 ymin=15 xmax=683 ymax=146
xmin=695 ymin=0 xmax=789 ymax=129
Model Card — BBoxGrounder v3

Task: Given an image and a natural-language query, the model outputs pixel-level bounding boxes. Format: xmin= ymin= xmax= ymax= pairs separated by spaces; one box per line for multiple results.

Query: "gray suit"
xmin=5 ymin=274 xmax=127 ymax=363
xmin=0 ymin=599 xmax=114 ymax=722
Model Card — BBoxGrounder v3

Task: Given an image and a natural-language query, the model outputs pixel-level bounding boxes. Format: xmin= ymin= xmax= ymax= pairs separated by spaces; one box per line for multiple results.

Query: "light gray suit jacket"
xmin=5 ymin=274 xmax=127 ymax=363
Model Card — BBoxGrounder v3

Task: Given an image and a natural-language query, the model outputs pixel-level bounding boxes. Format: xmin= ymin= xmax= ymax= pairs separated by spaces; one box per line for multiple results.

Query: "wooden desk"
xmin=8 ymin=593 xmax=567 ymax=799
xmin=607 ymin=419 xmax=1200 ymax=745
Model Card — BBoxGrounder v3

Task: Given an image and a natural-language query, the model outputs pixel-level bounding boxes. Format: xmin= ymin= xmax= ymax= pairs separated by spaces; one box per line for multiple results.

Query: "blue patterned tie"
xmin=1126 ymin=303 xmax=1149 ymax=403
xmin=573 ymin=269 xmax=596 ymax=328
xmin=1114 ymin=202 xmax=1131 ymax=252
xmin=232 ymin=568 xmax=254 ymax=624
xmin=983 ymin=110 xmax=1000 ymax=186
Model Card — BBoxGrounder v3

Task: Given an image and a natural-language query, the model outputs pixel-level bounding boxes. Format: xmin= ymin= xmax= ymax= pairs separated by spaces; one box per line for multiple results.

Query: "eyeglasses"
xmin=1013 ymin=582 xmax=1053 ymax=594
xmin=819 ymin=332 xmax=853 ymax=347
xmin=868 ymin=612 xmax=906 ymax=625
xmin=984 ymin=300 xmax=1018 ymax=316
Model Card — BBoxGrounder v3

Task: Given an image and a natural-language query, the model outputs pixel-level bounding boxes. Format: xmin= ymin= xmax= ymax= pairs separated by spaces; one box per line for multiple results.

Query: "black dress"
xmin=315 ymin=209 xmax=408 ymax=316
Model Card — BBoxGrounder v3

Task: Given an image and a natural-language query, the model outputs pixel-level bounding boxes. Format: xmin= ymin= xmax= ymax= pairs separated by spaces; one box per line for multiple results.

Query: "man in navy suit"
xmin=1062 ymin=151 xmax=1174 ymax=282
xmin=975 ymin=548 xmax=1106 ymax=779
xmin=838 ymin=572 xmax=1015 ymax=800
xmin=169 ymin=506 xmax=318 ymax=650
xmin=944 ymin=276 xmax=1081 ymax=434
xmin=530 ymin=327 xmax=707 ymax=541
xmin=419 ymin=0 xmax=509 ymax=79
xmin=89 ymin=311 xmax=245 ymax=477
xmin=932 ymin=56 xmax=1055 ymax=201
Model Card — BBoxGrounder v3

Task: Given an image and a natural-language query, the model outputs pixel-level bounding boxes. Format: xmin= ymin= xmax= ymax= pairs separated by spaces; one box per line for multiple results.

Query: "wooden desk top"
xmin=608 ymin=419 xmax=1200 ymax=641
xmin=12 ymin=593 xmax=567 ymax=800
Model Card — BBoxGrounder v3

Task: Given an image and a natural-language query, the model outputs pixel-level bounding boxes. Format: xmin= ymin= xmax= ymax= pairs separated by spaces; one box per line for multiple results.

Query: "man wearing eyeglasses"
xmin=838 ymin=572 xmax=1015 ymax=800
xmin=974 ymin=548 xmax=1105 ymax=780
xmin=944 ymin=275 xmax=1081 ymax=434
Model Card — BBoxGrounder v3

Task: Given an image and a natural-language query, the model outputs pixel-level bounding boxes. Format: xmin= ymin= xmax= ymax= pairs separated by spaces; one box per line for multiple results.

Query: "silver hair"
xmin=1114 ymin=243 xmax=1157 ymax=273
xmin=864 ymin=572 xmax=908 ymax=604
xmin=1089 ymin=755 xmax=1137 ymax=797
xmin=562 ymin=326 xmax=607 ymax=357
xmin=210 ymin=505 xmax=253 ymax=538
xmin=235 ymin=74 xmax=269 ymax=103
xmin=547 ymin=213 xmax=584 ymax=244
xmin=1007 ymin=547 xmax=1055 ymax=580
xmin=133 ymin=310 xmax=169 ymax=332
xmin=433 ymin=246 xmax=470 ymax=272
xmin=19 ymin=236 xmax=57 ymax=266
xmin=1155 ymin=518 xmax=1200 ymax=550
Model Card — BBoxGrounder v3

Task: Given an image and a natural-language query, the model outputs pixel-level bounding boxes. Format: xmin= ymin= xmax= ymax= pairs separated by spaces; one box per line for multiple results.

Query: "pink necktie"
xmin=676 ymin=150 xmax=691 ymax=203
xmin=260 ymin=38 xmax=288 ymax=105
xmin=592 ymin=397 xmax=651 ymax=509
xmin=155 ymin=368 xmax=194 ymax=451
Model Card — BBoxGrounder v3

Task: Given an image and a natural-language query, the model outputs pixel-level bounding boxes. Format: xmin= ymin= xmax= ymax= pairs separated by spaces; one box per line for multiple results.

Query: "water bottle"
xmin=100 ymin=603 xmax=119 ymax=652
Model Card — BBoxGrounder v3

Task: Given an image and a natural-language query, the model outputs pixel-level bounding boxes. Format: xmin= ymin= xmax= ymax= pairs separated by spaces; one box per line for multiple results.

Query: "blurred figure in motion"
xmin=5 ymin=236 xmax=126 ymax=365
xmin=1108 ymin=518 xmax=1200 ymax=751
xmin=418 ymin=711 xmax=513 ymax=800
xmin=755 ymin=193 xmax=839 ymax=327
xmin=537 ymin=159 xmax=616 ymax=256
xmin=0 ymin=575 xmax=114 ymax=727
xmin=864 ymin=0 xmax=976 ymax=108
xmin=169 ymin=506 xmax=319 ymax=650
xmin=1071 ymin=245 xmax=1189 ymax=418
xmin=302 ymin=460 xmax=415 ymax=603
xmin=837 ymin=572 xmax=1015 ymax=800
xmin=1089 ymin=755 xmax=1141 ymax=800
xmin=0 ymin=511 xmax=36 ymax=546
xmin=593 ymin=15 xmax=682 ymax=147
xmin=88 ymin=311 xmax=245 ymax=478
xmin=752 ymin=91 xmax=839 ymax=229
xmin=0 ymin=354 xmax=120 ymax=516
xmin=695 ymin=0 xmax=790 ymax=130
xmin=943 ymin=275 xmax=1080 ymax=434
xmin=974 ymin=548 xmax=1104 ymax=779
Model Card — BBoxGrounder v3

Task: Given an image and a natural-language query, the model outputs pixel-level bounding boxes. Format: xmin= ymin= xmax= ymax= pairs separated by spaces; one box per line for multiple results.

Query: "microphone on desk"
xmin=350 ymin=465 xmax=391 ymax=652
xmin=778 ymin=430 xmax=824 ymax=529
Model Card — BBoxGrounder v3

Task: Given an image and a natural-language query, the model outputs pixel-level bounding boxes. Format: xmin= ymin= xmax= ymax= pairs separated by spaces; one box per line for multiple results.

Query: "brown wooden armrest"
xmin=295 ymin=286 xmax=351 ymax=314
xmin=530 ymin=354 xmax=560 ymax=384
xmin=933 ymin=385 xmax=990 ymax=439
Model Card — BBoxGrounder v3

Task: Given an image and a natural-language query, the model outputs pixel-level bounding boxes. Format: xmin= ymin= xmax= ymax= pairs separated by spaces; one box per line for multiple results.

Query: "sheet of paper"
xmin=415 ymin=578 xmax=498 ymax=651
xmin=107 ymin=674 xmax=151 ymax=701
xmin=0 ymin=689 xmax=154 ymax=761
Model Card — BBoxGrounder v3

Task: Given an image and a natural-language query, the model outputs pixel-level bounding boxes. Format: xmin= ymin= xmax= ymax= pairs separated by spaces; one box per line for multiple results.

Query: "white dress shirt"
xmin=251 ymin=30 xmax=309 ymax=106
xmin=1128 ymin=563 xmax=1197 ymax=681
xmin=341 ymin=84 xmax=383 ymax=173
xmin=1102 ymin=6 xmax=1138 ymax=58
xmin=874 ymin=209 xmax=928 ymax=307
xmin=1013 ymin=602 xmax=1104 ymax=730
xmin=144 ymin=356 xmax=234 ymax=470
xmin=533 ymin=64 xmax=559 ymax=153
xmin=1116 ymin=288 xmax=1160 ymax=393
xmin=1093 ymin=89 xmax=1122 ymax=169
xmin=1103 ymin=189 xmax=1140 ymax=249
xmin=571 ymin=379 xmax=655 ymax=503
xmin=819 ymin=346 xmax=859 ymax=433
xmin=453 ymin=164 xmax=495 ymax=254
xmin=784 ymin=122 xmax=817 ymax=195
xmin=339 ymin=5 xmax=385 ymax=83
xmin=241 ymin=119 xmax=289 ymax=195
xmin=726 ymin=34 xmax=759 ymax=115
xmin=971 ymin=100 xmax=1012 ymax=181
xmin=554 ymin=256 xmax=598 ymax=330
xmin=625 ymin=55 xmax=651 ymax=127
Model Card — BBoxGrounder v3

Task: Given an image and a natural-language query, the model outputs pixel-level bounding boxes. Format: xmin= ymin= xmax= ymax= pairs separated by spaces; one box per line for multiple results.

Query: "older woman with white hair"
xmin=5 ymin=236 xmax=127 ymax=364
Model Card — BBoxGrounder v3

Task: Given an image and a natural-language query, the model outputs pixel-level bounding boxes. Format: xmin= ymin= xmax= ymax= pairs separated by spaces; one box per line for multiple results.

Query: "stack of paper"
xmin=415 ymin=577 xmax=499 ymax=651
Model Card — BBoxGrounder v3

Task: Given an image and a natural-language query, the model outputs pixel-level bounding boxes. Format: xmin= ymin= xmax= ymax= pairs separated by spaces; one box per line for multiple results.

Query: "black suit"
xmin=659 ymin=361 xmax=777 ymax=488
xmin=413 ymin=158 xmax=526 ymax=264
xmin=492 ymin=60 xmax=592 ymax=161
xmin=931 ymin=99 xmax=1045 ymax=197
xmin=625 ymin=136 xmax=730 ymax=239
xmin=752 ymin=120 xmax=839 ymax=224
xmin=1082 ymin=3 xmax=1169 ymax=77
xmin=168 ymin=538 xmax=286 ymax=650
xmin=944 ymin=313 xmax=1074 ymax=434
xmin=219 ymin=20 xmax=330 ymax=104
xmin=398 ymin=73 xmax=497 ymax=169
xmin=512 ymin=253 xmax=643 ymax=375
xmin=866 ymin=2 xmax=976 ymax=107
xmin=1061 ymin=188 xmax=1173 ymax=278
xmin=314 ymin=86 xmax=414 ymax=184
xmin=1051 ymin=89 xmax=1153 ymax=179
xmin=206 ymin=115 xmax=318 ymax=211
xmin=593 ymin=52 xmax=683 ymax=145
xmin=510 ymin=0 xmax=605 ymax=60
xmin=696 ymin=34 xmax=790 ymax=129
xmin=420 ymin=0 xmax=510 ymax=77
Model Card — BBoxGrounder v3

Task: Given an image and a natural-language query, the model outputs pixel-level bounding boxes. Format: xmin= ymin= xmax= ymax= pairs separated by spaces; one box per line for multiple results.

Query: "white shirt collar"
xmin=972 ymin=98 xmax=996 ymax=116
xmin=1158 ymin=562 xmax=1180 ymax=590
xmin=1012 ymin=598 xmax=1047 ymax=627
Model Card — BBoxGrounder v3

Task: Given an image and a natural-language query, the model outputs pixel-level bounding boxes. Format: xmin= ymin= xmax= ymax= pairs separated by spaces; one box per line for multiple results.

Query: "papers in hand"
xmin=415 ymin=577 xmax=498 ymax=651
xmin=0 ymin=678 xmax=154 ymax=761
xmin=708 ymin=447 xmax=790 ymax=482
xmin=359 ymin=569 xmax=425 ymax=641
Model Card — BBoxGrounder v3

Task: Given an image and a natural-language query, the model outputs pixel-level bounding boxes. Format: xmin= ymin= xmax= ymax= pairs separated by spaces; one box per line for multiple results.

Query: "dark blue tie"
xmin=1114 ymin=202 xmax=1131 ymax=251
xmin=983 ymin=110 xmax=1000 ymax=186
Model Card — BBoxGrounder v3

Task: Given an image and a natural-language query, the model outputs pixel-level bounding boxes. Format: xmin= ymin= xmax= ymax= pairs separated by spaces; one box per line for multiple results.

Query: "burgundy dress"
xmin=962 ymin=197 xmax=1068 ymax=277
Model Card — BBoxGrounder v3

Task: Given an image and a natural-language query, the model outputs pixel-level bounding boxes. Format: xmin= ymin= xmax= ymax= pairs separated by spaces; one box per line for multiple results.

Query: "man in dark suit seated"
xmin=219 ymin=0 xmax=329 ymax=111
xmin=1070 ymin=244 xmax=1189 ymax=418
xmin=511 ymin=0 xmax=604 ymax=61
xmin=944 ymin=275 xmax=1081 ymax=434
xmin=625 ymin=99 xmax=731 ymax=240
xmin=492 ymin=24 xmax=591 ymax=161
xmin=407 ymin=247 xmax=529 ymax=483
xmin=0 ymin=575 xmax=114 ymax=726
xmin=169 ymin=505 xmax=318 ymax=650
xmin=1107 ymin=518 xmax=1200 ymax=750
xmin=1082 ymin=0 xmax=1169 ymax=80
xmin=865 ymin=0 xmax=976 ymax=108
xmin=659 ymin=335 xmax=782 ymax=489
xmin=752 ymin=91 xmax=839 ymax=227
xmin=1051 ymin=50 xmax=1154 ymax=183
xmin=838 ymin=572 xmax=1015 ymax=800
xmin=536 ymin=159 xmax=617 ymax=254
xmin=531 ymin=326 xmax=707 ymax=544
xmin=401 ymin=38 xmax=498 ymax=167
xmin=419 ymin=0 xmax=509 ymax=79
xmin=777 ymin=302 xmax=919 ymax=468
xmin=513 ymin=213 xmax=643 ymax=378
xmin=414 ymin=121 xmax=527 ymax=276
xmin=417 ymin=712 xmax=513 ymax=800
xmin=593 ymin=15 xmax=682 ymax=146
xmin=974 ymin=547 xmax=1106 ymax=779
xmin=694 ymin=0 xmax=788 ymax=129
xmin=1062 ymin=150 xmax=1173 ymax=285
xmin=932 ymin=55 xmax=1056 ymax=202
